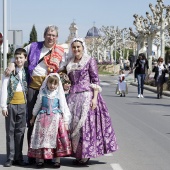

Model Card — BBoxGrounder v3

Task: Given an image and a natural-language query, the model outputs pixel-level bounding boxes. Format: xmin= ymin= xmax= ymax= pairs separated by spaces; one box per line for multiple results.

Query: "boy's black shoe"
xmin=4 ymin=159 xmax=13 ymax=167
xmin=13 ymin=160 xmax=28 ymax=166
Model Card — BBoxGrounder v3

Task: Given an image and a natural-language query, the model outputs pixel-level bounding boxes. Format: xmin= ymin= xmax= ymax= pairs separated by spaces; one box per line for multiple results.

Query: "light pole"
xmin=3 ymin=0 xmax=7 ymax=71
xmin=9 ymin=0 xmax=11 ymax=29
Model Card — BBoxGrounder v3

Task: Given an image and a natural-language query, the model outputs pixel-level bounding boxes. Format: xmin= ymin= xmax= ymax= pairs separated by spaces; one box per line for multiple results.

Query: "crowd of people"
xmin=116 ymin=53 xmax=169 ymax=99
xmin=0 ymin=25 xmax=118 ymax=168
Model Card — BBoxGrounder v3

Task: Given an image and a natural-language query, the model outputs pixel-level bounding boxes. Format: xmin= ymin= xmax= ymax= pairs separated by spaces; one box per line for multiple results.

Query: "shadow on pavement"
xmin=128 ymin=102 xmax=170 ymax=107
xmin=0 ymin=154 xmax=6 ymax=165
xmin=60 ymin=157 xmax=106 ymax=168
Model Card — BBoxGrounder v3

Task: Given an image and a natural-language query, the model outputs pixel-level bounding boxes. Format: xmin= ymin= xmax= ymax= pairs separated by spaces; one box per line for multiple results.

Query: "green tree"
xmin=23 ymin=43 xmax=29 ymax=47
xmin=29 ymin=25 xmax=37 ymax=43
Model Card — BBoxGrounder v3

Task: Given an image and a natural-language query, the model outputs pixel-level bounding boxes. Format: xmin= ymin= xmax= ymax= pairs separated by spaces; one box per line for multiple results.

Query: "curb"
xmin=130 ymin=82 xmax=170 ymax=97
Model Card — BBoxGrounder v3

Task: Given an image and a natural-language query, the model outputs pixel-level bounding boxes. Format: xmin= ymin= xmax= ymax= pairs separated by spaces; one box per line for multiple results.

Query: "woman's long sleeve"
xmin=89 ymin=58 xmax=102 ymax=92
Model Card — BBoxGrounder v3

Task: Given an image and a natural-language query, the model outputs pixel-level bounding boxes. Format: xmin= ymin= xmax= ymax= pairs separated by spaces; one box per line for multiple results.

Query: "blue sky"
xmin=0 ymin=0 xmax=169 ymax=44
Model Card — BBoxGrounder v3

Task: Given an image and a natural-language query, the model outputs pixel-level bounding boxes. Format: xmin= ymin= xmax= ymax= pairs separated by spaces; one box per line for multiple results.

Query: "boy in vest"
xmin=0 ymin=48 xmax=28 ymax=167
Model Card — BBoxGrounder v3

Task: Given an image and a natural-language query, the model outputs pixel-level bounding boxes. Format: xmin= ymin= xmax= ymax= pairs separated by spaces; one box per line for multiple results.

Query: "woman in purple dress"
xmin=66 ymin=38 xmax=118 ymax=165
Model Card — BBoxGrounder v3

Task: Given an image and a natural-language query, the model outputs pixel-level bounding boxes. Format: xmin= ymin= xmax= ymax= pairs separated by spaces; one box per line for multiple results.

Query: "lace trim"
xmin=43 ymin=87 xmax=59 ymax=99
xmin=66 ymin=54 xmax=91 ymax=74
xmin=71 ymin=91 xmax=91 ymax=138
xmin=90 ymin=83 xmax=102 ymax=92
xmin=30 ymin=115 xmax=60 ymax=149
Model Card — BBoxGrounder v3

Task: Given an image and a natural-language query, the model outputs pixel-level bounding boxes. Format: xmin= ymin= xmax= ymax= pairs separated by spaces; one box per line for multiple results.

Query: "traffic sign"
xmin=0 ymin=32 xmax=3 ymax=46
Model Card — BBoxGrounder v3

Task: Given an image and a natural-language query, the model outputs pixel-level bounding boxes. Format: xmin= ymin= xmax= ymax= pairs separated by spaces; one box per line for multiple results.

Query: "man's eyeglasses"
xmin=46 ymin=34 xmax=57 ymax=38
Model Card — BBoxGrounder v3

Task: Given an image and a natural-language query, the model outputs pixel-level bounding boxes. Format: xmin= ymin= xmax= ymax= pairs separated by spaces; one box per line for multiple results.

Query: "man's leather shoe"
xmin=13 ymin=160 xmax=28 ymax=166
xmin=4 ymin=159 xmax=13 ymax=167
xmin=28 ymin=157 xmax=36 ymax=165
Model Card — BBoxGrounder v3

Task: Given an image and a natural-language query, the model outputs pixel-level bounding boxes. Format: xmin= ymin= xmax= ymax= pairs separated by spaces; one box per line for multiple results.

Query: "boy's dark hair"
xmin=14 ymin=48 xmax=27 ymax=58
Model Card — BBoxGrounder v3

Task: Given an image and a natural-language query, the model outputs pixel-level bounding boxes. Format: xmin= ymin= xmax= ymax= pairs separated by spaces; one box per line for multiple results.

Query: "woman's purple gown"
xmin=67 ymin=57 xmax=118 ymax=159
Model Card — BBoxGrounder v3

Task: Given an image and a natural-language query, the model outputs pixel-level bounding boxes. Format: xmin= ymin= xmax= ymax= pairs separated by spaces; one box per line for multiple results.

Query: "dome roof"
xmin=86 ymin=26 xmax=100 ymax=38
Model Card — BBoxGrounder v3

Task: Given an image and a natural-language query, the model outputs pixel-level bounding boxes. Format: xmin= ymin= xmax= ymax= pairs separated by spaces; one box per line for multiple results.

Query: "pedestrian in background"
xmin=0 ymin=48 xmax=28 ymax=167
xmin=128 ymin=54 xmax=135 ymax=72
xmin=134 ymin=53 xmax=149 ymax=98
xmin=116 ymin=69 xmax=128 ymax=97
xmin=152 ymin=57 xmax=168 ymax=99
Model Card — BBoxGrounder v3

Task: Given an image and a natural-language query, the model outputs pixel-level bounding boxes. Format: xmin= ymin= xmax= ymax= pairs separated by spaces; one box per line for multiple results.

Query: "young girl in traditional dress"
xmin=116 ymin=70 xmax=128 ymax=97
xmin=28 ymin=73 xmax=72 ymax=168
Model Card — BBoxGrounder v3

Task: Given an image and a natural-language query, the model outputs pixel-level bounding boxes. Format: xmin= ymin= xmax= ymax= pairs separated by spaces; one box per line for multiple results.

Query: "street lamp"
xmin=3 ymin=0 xmax=7 ymax=71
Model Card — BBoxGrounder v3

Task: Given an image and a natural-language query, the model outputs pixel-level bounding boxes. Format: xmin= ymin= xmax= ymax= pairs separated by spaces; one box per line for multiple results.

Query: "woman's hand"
xmin=5 ymin=63 xmax=15 ymax=76
xmin=90 ymin=98 xmax=97 ymax=110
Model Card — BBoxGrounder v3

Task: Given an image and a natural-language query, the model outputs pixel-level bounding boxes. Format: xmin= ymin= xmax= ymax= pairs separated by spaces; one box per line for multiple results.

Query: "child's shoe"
xmin=53 ymin=162 xmax=60 ymax=168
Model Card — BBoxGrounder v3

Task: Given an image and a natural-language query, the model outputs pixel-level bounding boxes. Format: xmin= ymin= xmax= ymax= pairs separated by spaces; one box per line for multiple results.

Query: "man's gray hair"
xmin=44 ymin=25 xmax=58 ymax=37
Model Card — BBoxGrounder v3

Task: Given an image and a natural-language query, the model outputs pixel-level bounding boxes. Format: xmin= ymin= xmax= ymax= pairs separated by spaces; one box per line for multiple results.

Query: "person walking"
xmin=134 ymin=53 xmax=149 ymax=98
xmin=152 ymin=57 xmax=168 ymax=99
xmin=0 ymin=48 xmax=28 ymax=167
xmin=28 ymin=73 xmax=72 ymax=168
xmin=66 ymin=38 xmax=118 ymax=166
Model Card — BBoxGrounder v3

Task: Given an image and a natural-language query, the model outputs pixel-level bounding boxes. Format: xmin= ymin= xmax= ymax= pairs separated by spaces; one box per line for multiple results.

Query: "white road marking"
xmin=100 ymin=82 xmax=110 ymax=86
xmin=104 ymin=153 xmax=113 ymax=156
xmin=111 ymin=163 xmax=124 ymax=170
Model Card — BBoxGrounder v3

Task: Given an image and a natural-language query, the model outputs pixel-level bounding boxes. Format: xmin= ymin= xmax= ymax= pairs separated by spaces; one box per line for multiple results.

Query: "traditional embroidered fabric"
xmin=28 ymin=117 xmax=72 ymax=158
xmin=44 ymin=45 xmax=64 ymax=73
xmin=66 ymin=57 xmax=118 ymax=158
xmin=7 ymin=68 xmax=27 ymax=104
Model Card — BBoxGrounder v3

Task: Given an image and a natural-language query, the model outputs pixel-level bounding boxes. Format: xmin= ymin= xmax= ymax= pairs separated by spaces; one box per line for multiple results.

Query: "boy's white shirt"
xmin=0 ymin=67 xmax=23 ymax=110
